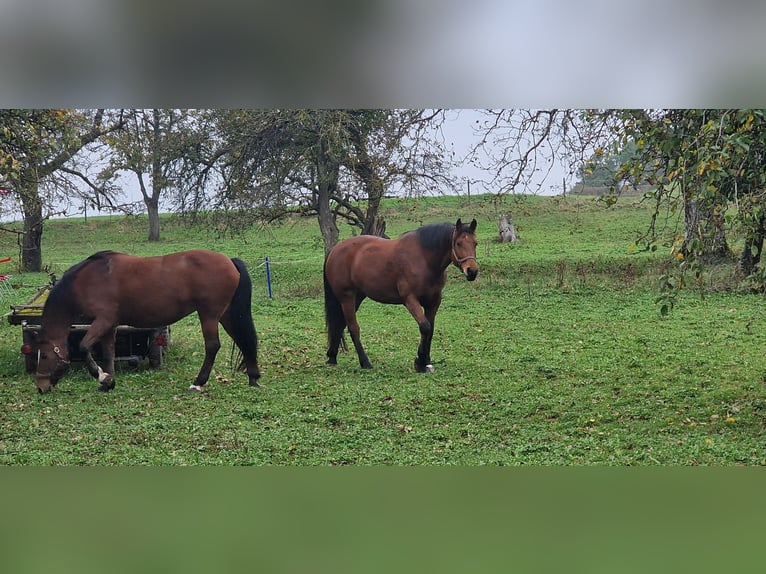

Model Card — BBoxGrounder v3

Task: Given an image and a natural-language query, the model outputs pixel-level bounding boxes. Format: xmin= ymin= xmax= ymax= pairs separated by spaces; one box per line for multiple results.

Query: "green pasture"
xmin=0 ymin=194 xmax=764 ymax=465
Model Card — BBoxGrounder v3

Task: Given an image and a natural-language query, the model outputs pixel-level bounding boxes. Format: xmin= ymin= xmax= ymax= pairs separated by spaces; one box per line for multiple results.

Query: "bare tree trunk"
xmin=318 ymin=198 xmax=339 ymax=256
xmin=498 ymin=213 xmax=519 ymax=243
xmin=147 ymin=199 xmax=161 ymax=242
xmin=20 ymin=181 xmax=44 ymax=272
xmin=316 ymin=137 xmax=340 ymax=256
xmin=348 ymin=121 xmax=388 ymax=237
xmin=22 ymin=205 xmax=44 ymax=272
xmin=148 ymin=110 xmax=163 ymax=242
xmin=361 ymin=175 xmax=386 ymax=237
xmin=362 ymin=216 xmax=386 ymax=237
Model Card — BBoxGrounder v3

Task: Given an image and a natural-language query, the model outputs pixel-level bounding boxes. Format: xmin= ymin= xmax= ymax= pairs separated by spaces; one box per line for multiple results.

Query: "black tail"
xmin=324 ymin=259 xmax=347 ymax=352
xmin=229 ymin=258 xmax=259 ymax=372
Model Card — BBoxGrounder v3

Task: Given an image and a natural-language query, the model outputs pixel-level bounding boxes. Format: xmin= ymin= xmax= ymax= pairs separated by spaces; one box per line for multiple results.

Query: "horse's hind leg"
xmin=341 ymin=299 xmax=372 ymax=369
xmin=189 ymin=317 xmax=221 ymax=392
xmin=324 ymin=288 xmax=348 ymax=366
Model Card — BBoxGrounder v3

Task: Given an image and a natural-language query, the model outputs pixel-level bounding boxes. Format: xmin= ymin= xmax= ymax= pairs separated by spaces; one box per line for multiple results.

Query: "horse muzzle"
xmin=458 ymin=258 xmax=479 ymax=281
xmin=35 ymin=373 xmax=59 ymax=394
xmin=455 ymin=255 xmax=479 ymax=281
xmin=36 ymin=380 xmax=53 ymax=394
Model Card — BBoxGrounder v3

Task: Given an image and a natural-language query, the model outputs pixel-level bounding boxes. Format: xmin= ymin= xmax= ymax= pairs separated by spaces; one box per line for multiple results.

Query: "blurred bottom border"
xmin=1 ymin=466 xmax=763 ymax=573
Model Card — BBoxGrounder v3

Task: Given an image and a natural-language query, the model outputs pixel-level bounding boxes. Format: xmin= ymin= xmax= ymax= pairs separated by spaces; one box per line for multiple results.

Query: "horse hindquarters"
xmin=324 ymin=240 xmax=376 ymax=369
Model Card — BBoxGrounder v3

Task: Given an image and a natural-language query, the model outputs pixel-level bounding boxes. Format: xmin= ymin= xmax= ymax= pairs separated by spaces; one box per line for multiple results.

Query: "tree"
xmin=588 ymin=109 xmax=766 ymax=271
xmin=200 ymin=109 xmax=345 ymax=253
xmin=693 ymin=110 xmax=766 ymax=274
xmin=199 ymin=109 xmax=456 ymax=254
xmin=0 ymin=109 xmax=123 ymax=271
xmin=100 ymin=109 xmax=205 ymax=241
xmin=605 ymin=110 xmax=732 ymax=262
xmin=342 ymin=109 xmax=452 ymax=237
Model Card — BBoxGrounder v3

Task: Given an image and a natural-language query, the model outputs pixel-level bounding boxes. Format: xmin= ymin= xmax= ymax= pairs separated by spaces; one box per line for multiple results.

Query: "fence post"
xmin=265 ymin=256 xmax=273 ymax=298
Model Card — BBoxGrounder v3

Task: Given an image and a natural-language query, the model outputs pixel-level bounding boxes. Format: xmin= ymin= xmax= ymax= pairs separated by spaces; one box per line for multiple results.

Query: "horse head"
xmin=34 ymin=336 xmax=70 ymax=394
xmin=452 ymin=218 xmax=479 ymax=281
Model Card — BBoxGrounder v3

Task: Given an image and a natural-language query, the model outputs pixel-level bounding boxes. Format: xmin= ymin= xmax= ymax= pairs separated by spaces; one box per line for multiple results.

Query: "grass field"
xmin=1 ymin=193 xmax=764 ymax=465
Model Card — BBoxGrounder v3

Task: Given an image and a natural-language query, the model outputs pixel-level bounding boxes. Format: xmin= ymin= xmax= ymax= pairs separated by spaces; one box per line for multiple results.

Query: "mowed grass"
xmin=0 ymin=194 xmax=764 ymax=465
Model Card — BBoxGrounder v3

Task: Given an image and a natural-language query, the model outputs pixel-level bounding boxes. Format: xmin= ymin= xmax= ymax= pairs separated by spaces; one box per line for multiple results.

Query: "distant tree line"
xmin=4 ymin=108 xmax=766 ymax=284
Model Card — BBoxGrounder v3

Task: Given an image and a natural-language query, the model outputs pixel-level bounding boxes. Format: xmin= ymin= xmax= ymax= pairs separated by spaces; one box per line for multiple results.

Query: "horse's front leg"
xmin=99 ymin=331 xmax=117 ymax=392
xmin=81 ymin=322 xmax=117 ymax=391
xmin=404 ymin=296 xmax=440 ymax=373
xmin=188 ymin=318 xmax=221 ymax=392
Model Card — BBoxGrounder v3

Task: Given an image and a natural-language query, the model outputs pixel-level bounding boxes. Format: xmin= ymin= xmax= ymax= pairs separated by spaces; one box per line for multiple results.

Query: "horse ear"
xmin=469 ymin=218 xmax=477 ymax=232
xmin=455 ymin=218 xmax=462 ymax=229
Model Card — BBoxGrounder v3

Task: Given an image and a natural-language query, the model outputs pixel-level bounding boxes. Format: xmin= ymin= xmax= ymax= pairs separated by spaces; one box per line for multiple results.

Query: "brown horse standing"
xmin=324 ymin=218 xmax=479 ymax=372
xmin=33 ymin=249 xmax=260 ymax=394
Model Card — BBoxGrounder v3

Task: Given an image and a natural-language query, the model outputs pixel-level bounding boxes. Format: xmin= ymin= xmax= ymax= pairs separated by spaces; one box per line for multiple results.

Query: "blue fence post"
xmin=265 ymin=256 xmax=273 ymax=298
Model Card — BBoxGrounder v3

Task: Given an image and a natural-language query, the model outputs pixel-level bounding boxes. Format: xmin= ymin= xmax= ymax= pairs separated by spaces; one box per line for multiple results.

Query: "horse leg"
xmin=404 ymin=296 xmax=440 ymax=373
xmin=341 ymin=298 xmax=372 ymax=369
xmin=189 ymin=317 xmax=221 ymax=392
xmin=80 ymin=321 xmax=118 ymax=391
xmin=98 ymin=331 xmax=117 ymax=392
xmin=325 ymin=287 xmax=354 ymax=366
xmin=420 ymin=298 xmax=441 ymax=372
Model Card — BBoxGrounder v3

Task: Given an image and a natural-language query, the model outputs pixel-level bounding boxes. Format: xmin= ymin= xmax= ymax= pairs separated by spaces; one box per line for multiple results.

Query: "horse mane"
xmin=45 ymin=251 xmax=118 ymax=310
xmin=414 ymin=220 xmax=479 ymax=252
xmin=411 ymin=222 xmax=454 ymax=250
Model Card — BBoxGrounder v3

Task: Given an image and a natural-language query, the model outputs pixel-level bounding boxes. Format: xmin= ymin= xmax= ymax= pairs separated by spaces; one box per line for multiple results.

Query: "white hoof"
xmin=97 ymin=367 xmax=109 ymax=383
xmin=425 ymin=364 xmax=435 ymax=373
xmin=188 ymin=384 xmax=204 ymax=392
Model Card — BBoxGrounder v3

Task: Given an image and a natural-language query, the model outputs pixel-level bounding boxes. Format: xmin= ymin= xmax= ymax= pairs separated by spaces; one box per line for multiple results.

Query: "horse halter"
xmin=36 ymin=345 xmax=70 ymax=378
xmin=451 ymin=227 xmax=477 ymax=266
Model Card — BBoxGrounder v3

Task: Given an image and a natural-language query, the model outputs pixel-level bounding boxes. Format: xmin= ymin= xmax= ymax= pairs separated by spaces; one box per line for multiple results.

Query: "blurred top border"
xmin=2 ymin=0 xmax=766 ymax=108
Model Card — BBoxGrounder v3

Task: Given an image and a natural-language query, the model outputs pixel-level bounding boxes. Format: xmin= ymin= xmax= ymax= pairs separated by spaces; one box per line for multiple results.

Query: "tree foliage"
xmin=192 ymin=109 xmax=456 ymax=253
xmin=100 ymin=109 xmax=205 ymax=241
xmin=587 ymin=110 xmax=766 ymax=275
xmin=0 ymin=109 xmax=123 ymax=271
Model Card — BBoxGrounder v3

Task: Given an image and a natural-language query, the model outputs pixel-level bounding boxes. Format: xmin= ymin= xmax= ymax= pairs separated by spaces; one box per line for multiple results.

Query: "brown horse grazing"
xmin=33 ymin=249 xmax=260 ymax=394
xmin=324 ymin=218 xmax=479 ymax=372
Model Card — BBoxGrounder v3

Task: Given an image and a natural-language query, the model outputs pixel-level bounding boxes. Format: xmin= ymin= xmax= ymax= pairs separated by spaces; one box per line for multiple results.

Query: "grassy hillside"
xmin=0 ymin=194 xmax=764 ymax=465
xmin=1 ymin=194 xmax=672 ymax=303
